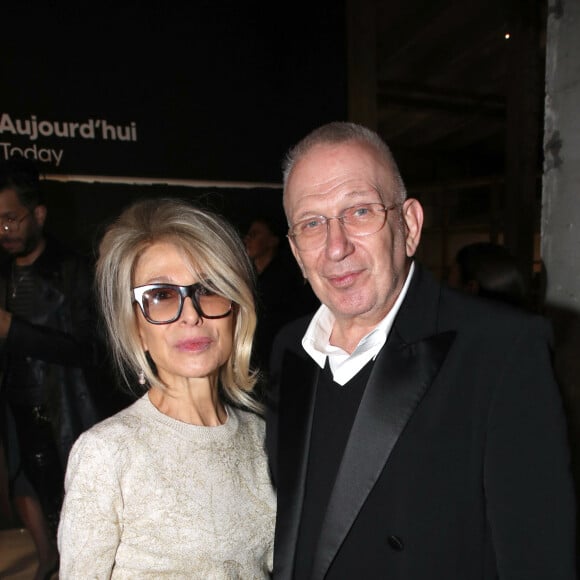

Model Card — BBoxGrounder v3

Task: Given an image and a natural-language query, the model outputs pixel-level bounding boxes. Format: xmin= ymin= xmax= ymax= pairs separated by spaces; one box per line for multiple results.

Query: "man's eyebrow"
xmin=294 ymin=190 xmax=381 ymax=217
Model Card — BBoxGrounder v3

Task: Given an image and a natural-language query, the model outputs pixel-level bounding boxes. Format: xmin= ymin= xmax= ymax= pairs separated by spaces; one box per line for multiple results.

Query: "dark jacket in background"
xmin=0 ymin=236 xmax=117 ymax=475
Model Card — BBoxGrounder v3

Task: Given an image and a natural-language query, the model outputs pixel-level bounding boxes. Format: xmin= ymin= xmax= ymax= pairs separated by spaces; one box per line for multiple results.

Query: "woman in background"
xmin=57 ymin=198 xmax=275 ymax=578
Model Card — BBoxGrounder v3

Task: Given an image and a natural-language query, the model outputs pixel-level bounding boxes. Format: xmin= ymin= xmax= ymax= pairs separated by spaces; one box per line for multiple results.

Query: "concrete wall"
xmin=542 ymin=0 xmax=580 ymax=493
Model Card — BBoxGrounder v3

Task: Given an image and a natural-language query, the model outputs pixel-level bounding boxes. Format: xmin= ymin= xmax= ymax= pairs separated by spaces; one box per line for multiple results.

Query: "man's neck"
xmin=14 ymin=236 xmax=46 ymax=267
xmin=329 ymin=316 xmax=386 ymax=354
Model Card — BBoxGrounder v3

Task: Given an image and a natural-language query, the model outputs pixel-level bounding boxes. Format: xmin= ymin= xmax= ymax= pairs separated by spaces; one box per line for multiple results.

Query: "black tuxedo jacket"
xmin=266 ymin=263 xmax=576 ymax=579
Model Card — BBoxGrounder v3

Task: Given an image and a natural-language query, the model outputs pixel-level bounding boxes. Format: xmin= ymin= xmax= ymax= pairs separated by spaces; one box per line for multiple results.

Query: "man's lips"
xmin=175 ymin=337 xmax=213 ymax=352
xmin=0 ymin=239 xmax=20 ymax=250
xmin=326 ymin=270 xmax=360 ymax=288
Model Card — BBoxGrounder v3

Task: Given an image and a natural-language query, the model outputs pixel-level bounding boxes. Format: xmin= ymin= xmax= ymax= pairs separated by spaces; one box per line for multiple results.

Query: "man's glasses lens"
xmin=289 ymin=202 xmax=394 ymax=250
xmin=133 ymin=283 xmax=232 ymax=324
xmin=0 ymin=212 xmax=30 ymax=233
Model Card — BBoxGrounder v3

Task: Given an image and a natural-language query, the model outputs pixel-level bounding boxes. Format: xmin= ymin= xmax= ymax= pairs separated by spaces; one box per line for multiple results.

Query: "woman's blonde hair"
xmin=96 ymin=197 xmax=260 ymax=412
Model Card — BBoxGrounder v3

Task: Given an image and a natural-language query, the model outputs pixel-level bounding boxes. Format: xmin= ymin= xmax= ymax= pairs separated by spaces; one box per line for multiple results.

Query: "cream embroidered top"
xmin=57 ymin=394 xmax=276 ymax=579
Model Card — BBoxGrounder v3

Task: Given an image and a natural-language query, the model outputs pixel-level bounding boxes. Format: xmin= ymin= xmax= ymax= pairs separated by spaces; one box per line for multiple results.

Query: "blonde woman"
xmin=57 ymin=198 xmax=275 ymax=578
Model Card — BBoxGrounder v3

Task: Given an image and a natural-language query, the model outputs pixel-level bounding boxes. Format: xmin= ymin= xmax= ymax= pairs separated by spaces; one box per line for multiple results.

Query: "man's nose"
xmin=324 ymin=217 xmax=353 ymax=260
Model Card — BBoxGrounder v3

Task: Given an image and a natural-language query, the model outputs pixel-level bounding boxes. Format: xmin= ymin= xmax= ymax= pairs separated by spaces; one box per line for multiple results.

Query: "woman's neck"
xmin=147 ymin=379 xmax=226 ymax=426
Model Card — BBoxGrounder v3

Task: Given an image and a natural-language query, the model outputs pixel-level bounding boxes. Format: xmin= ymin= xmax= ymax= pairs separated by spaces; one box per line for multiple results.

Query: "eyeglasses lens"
xmin=0 ymin=212 xmax=29 ymax=233
xmin=291 ymin=203 xmax=389 ymax=251
xmin=196 ymin=288 xmax=232 ymax=318
xmin=141 ymin=285 xmax=231 ymax=322
xmin=142 ymin=286 xmax=180 ymax=322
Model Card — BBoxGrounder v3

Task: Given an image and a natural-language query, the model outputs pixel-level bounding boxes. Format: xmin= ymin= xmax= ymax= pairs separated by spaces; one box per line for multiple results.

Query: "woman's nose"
xmin=180 ymin=296 xmax=202 ymax=324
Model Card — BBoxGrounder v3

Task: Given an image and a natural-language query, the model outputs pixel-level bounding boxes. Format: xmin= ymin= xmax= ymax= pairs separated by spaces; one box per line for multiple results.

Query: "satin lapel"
xmin=274 ymin=350 xmax=320 ymax=580
xmin=310 ymin=329 xmax=456 ymax=580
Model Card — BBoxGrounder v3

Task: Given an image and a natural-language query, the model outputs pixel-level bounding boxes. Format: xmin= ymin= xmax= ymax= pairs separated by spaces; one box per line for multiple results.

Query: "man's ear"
xmin=33 ymin=204 xmax=47 ymax=228
xmin=402 ymin=198 xmax=423 ymax=257
xmin=288 ymin=236 xmax=307 ymax=278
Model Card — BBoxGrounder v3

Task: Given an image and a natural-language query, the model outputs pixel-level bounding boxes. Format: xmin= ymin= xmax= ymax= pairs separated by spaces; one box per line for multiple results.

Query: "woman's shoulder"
xmin=229 ymin=406 xmax=266 ymax=438
xmin=74 ymin=395 xmax=150 ymax=448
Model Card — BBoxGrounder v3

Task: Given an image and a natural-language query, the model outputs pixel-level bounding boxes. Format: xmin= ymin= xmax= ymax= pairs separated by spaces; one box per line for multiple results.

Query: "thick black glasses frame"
xmin=132 ymin=282 xmax=233 ymax=325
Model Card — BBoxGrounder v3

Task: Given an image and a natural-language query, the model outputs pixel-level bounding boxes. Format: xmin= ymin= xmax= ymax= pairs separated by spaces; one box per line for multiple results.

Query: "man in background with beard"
xmin=0 ymin=157 xmax=107 ymax=580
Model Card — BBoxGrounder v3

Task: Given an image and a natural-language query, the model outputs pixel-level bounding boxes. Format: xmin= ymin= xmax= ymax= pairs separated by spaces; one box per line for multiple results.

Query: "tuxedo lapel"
xmin=273 ymin=350 xmax=320 ymax=579
xmin=310 ymin=328 xmax=456 ymax=580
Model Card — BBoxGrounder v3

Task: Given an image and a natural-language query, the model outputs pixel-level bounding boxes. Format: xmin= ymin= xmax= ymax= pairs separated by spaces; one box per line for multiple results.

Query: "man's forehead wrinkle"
xmin=294 ymin=175 xmax=380 ymax=201
xmin=299 ymin=172 xmax=356 ymax=193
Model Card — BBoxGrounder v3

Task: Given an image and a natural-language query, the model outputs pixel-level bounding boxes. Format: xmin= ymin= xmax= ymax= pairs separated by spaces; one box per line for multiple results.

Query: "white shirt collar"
xmin=302 ymin=261 xmax=415 ymax=385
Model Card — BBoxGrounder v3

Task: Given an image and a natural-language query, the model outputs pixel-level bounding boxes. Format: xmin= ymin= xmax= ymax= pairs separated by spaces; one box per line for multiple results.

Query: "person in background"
xmin=0 ymin=157 xmax=104 ymax=580
xmin=57 ymin=198 xmax=276 ymax=578
xmin=447 ymin=241 xmax=528 ymax=308
xmin=266 ymin=121 xmax=576 ymax=579
xmin=244 ymin=214 xmax=318 ymax=377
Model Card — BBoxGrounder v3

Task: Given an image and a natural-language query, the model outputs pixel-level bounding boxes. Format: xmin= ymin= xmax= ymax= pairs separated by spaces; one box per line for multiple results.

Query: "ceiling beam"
xmin=378 ymin=82 xmax=505 ymax=116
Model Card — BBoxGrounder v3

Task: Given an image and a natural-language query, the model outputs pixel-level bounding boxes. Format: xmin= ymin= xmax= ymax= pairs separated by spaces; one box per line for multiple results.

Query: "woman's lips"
xmin=175 ymin=337 xmax=212 ymax=352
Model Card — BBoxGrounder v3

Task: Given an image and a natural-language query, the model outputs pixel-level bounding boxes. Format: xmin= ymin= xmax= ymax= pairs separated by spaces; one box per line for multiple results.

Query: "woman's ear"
xmin=136 ymin=315 xmax=149 ymax=352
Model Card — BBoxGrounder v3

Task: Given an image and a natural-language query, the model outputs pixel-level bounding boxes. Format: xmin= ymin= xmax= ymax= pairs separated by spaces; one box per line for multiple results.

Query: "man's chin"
xmin=0 ymin=240 xmax=23 ymax=255
xmin=328 ymin=295 xmax=374 ymax=320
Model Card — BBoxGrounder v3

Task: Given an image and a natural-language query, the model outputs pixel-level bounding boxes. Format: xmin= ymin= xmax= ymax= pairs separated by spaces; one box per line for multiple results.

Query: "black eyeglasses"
xmin=132 ymin=282 xmax=233 ymax=325
xmin=0 ymin=211 xmax=31 ymax=234
xmin=288 ymin=202 xmax=399 ymax=251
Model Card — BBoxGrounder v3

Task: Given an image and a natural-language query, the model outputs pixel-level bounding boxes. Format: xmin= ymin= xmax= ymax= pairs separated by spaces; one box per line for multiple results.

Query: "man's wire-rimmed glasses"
xmin=0 ymin=211 xmax=31 ymax=233
xmin=132 ymin=282 xmax=233 ymax=325
xmin=288 ymin=202 xmax=399 ymax=251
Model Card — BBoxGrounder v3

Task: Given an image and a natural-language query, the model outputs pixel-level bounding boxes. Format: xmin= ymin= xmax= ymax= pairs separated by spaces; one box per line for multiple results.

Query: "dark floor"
xmin=0 ymin=465 xmax=57 ymax=579
xmin=0 ymin=527 xmax=58 ymax=579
